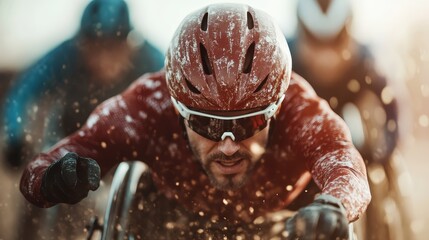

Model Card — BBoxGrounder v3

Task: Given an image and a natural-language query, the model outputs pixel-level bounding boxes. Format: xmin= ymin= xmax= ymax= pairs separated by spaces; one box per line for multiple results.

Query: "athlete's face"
xmin=185 ymin=120 xmax=270 ymax=191
xmin=80 ymin=38 xmax=133 ymax=82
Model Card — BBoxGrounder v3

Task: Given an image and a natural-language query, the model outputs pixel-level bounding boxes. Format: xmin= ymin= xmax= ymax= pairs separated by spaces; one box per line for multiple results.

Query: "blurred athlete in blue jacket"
xmin=2 ymin=0 xmax=164 ymax=168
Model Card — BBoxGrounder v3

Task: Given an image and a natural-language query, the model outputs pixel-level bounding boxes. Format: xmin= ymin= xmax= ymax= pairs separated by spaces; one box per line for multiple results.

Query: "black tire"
xmin=102 ymin=161 xmax=149 ymax=240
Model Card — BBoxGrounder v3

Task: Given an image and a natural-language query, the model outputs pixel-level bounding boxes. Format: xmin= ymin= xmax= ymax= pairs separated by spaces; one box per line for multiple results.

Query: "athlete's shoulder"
xmin=119 ymin=70 xmax=172 ymax=114
xmin=287 ymin=72 xmax=318 ymax=96
xmin=126 ymin=70 xmax=168 ymax=93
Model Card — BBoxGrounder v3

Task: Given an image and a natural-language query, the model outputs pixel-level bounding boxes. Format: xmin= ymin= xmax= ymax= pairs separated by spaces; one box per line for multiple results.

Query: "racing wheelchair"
xmin=86 ymin=161 xmax=362 ymax=240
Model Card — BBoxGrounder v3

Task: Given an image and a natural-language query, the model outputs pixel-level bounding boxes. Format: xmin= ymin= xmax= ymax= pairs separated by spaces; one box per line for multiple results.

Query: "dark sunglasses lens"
xmin=187 ymin=114 xmax=268 ymax=141
xmin=232 ymin=115 xmax=268 ymax=141
xmin=187 ymin=115 xmax=223 ymax=141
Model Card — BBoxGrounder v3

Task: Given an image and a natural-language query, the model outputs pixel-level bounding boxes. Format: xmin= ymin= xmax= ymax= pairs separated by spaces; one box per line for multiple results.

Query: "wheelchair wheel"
xmin=101 ymin=161 xmax=149 ymax=240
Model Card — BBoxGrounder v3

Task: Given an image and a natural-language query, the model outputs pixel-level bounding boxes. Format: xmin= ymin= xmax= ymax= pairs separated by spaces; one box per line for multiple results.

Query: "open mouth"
xmin=214 ymin=159 xmax=247 ymax=175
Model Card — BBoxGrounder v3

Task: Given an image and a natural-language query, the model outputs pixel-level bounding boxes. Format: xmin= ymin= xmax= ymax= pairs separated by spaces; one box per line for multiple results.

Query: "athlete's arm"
xmin=283 ymin=73 xmax=371 ymax=222
xmin=19 ymin=72 xmax=164 ymax=207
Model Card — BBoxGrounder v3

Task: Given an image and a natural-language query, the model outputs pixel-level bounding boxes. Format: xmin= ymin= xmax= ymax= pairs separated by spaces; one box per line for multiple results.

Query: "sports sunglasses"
xmin=171 ymin=95 xmax=285 ymax=142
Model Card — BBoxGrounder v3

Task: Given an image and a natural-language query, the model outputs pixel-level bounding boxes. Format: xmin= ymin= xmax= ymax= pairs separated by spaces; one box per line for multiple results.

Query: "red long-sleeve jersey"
xmin=20 ymin=71 xmax=370 ymax=222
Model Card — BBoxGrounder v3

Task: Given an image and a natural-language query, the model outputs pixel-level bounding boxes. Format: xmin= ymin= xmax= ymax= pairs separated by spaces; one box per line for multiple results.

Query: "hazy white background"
xmin=0 ymin=0 xmax=428 ymax=239
xmin=0 ymin=0 xmax=422 ymax=70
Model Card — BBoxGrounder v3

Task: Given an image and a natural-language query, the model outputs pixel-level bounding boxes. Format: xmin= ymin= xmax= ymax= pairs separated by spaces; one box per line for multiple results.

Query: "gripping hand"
xmin=41 ymin=152 xmax=101 ymax=204
xmin=285 ymin=194 xmax=349 ymax=240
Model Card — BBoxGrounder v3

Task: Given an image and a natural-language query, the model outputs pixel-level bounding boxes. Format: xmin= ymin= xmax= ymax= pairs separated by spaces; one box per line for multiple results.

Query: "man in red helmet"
xmin=19 ymin=3 xmax=370 ymax=239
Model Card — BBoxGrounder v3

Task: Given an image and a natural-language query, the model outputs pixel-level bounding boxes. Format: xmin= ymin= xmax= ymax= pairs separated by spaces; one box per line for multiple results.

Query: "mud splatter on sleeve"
xmin=283 ymin=73 xmax=371 ymax=221
xmin=20 ymin=72 xmax=166 ymax=207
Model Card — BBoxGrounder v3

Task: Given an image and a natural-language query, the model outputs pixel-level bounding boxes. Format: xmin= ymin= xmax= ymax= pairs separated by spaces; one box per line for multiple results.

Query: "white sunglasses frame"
xmin=171 ymin=94 xmax=285 ymax=121
xmin=170 ymin=94 xmax=285 ymax=141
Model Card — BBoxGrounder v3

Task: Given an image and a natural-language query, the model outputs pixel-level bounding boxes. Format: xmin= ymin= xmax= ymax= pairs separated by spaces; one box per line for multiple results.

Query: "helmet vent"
xmin=201 ymin=12 xmax=208 ymax=31
xmin=247 ymin=12 xmax=254 ymax=29
xmin=317 ymin=0 xmax=331 ymax=13
xmin=253 ymin=74 xmax=269 ymax=93
xmin=185 ymin=78 xmax=201 ymax=94
xmin=120 ymin=4 xmax=127 ymax=17
xmin=200 ymin=43 xmax=213 ymax=75
xmin=242 ymin=42 xmax=255 ymax=74
xmin=91 ymin=2 xmax=99 ymax=15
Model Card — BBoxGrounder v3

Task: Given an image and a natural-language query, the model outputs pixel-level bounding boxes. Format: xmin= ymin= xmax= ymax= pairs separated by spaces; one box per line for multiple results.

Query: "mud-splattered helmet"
xmin=166 ymin=3 xmax=291 ymax=112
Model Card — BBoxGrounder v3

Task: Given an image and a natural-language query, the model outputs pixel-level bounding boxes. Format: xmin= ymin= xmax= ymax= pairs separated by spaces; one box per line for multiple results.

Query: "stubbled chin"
xmin=208 ymin=163 xmax=249 ymax=191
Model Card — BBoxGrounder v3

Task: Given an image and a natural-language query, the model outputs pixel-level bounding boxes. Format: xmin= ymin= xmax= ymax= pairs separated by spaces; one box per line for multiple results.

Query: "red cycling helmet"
xmin=166 ymin=3 xmax=292 ymax=111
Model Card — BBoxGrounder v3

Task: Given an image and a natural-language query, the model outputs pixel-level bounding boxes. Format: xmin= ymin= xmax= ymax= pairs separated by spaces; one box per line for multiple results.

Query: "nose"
xmin=217 ymin=137 xmax=240 ymax=156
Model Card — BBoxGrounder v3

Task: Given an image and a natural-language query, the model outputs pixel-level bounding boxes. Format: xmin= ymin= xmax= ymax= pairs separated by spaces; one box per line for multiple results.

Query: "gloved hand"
xmin=285 ymin=194 xmax=349 ymax=240
xmin=41 ymin=152 xmax=101 ymax=204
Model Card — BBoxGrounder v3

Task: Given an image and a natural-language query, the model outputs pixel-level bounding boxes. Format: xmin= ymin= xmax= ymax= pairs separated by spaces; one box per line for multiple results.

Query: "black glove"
xmin=41 ymin=152 xmax=101 ymax=204
xmin=285 ymin=194 xmax=349 ymax=240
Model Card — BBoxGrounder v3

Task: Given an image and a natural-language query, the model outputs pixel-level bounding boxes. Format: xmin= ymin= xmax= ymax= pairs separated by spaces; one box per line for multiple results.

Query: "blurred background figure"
xmin=2 ymin=0 xmax=164 ymax=169
xmin=0 ymin=0 xmax=164 ymax=238
xmin=287 ymin=0 xmax=414 ymax=239
xmin=0 ymin=71 xmax=15 ymax=111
